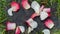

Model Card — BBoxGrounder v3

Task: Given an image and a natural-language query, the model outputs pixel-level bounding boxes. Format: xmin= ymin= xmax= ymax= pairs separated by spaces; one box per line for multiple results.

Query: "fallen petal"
xmin=42 ymin=29 xmax=50 ymax=34
xmin=11 ymin=1 xmax=20 ymax=12
xmin=40 ymin=11 xmax=48 ymax=20
xmin=31 ymin=13 xmax=39 ymax=19
xmin=6 ymin=22 xmax=16 ymax=30
xmin=15 ymin=27 xmax=21 ymax=34
xmin=8 ymin=8 xmax=13 ymax=16
xmin=21 ymin=0 xmax=30 ymax=9
xmin=44 ymin=19 xmax=54 ymax=29
xmin=28 ymin=27 xmax=34 ymax=34
xmin=18 ymin=26 xmax=25 ymax=33
xmin=26 ymin=18 xmax=33 ymax=27
xmin=31 ymin=1 xmax=40 ymax=14
xmin=26 ymin=18 xmax=38 ymax=28
xmin=43 ymin=8 xmax=51 ymax=13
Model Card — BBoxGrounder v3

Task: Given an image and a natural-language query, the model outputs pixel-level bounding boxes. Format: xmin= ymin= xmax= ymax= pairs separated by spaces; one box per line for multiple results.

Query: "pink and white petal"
xmin=40 ymin=5 xmax=44 ymax=12
xmin=40 ymin=11 xmax=48 ymax=20
xmin=21 ymin=0 xmax=30 ymax=9
xmin=15 ymin=27 xmax=21 ymax=34
xmin=26 ymin=18 xmax=33 ymax=26
xmin=18 ymin=26 xmax=25 ymax=33
xmin=29 ymin=20 xmax=38 ymax=28
xmin=43 ymin=8 xmax=51 ymax=13
xmin=31 ymin=1 xmax=40 ymax=14
xmin=11 ymin=1 xmax=20 ymax=12
xmin=6 ymin=22 xmax=16 ymax=30
xmin=31 ymin=13 xmax=38 ymax=19
xmin=44 ymin=19 xmax=54 ymax=29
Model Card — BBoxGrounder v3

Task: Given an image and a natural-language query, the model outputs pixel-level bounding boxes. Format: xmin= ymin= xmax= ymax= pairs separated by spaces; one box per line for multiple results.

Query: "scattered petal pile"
xmin=7 ymin=0 xmax=55 ymax=34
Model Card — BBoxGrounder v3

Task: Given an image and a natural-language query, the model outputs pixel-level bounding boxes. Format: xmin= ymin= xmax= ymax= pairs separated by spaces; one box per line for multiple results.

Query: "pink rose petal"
xmin=31 ymin=13 xmax=38 ymax=19
xmin=15 ymin=27 xmax=21 ymax=34
xmin=44 ymin=19 xmax=54 ymax=29
xmin=48 ymin=13 xmax=51 ymax=17
xmin=26 ymin=18 xmax=38 ymax=28
xmin=26 ymin=18 xmax=33 ymax=27
xmin=43 ymin=8 xmax=51 ymax=13
xmin=11 ymin=1 xmax=20 ymax=12
xmin=40 ymin=5 xmax=44 ymax=11
xmin=21 ymin=0 xmax=30 ymax=9
xmin=6 ymin=22 xmax=16 ymax=30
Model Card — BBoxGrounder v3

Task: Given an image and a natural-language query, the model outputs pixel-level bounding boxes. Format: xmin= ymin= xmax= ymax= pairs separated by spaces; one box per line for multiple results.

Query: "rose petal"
xmin=44 ymin=19 xmax=54 ymax=29
xmin=42 ymin=29 xmax=50 ymax=34
xmin=31 ymin=1 xmax=40 ymax=14
xmin=6 ymin=22 xmax=16 ymax=30
xmin=43 ymin=8 xmax=51 ymax=13
xmin=11 ymin=1 xmax=20 ymax=12
xmin=40 ymin=11 xmax=48 ymax=20
xmin=8 ymin=8 xmax=13 ymax=16
xmin=15 ymin=27 xmax=21 ymax=34
xmin=18 ymin=26 xmax=25 ymax=33
xmin=31 ymin=13 xmax=38 ymax=19
xmin=40 ymin=5 xmax=44 ymax=12
xmin=26 ymin=18 xmax=38 ymax=28
xmin=21 ymin=0 xmax=30 ymax=9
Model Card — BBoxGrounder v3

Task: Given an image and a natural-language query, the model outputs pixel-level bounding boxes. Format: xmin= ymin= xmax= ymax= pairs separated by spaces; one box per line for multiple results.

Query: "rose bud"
xmin=31 ymin=13 xmax=39 ymax=19
xmin=30 ymin=5 xmax=44 ymax=19
xmin=40 ymin=5 xmax=44 ymax=12
xmin=42 ymin=8 xmax=51 ymax=17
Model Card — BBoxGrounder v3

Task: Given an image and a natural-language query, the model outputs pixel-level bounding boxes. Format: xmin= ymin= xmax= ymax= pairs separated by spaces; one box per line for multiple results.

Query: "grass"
xmin=51 ymin=28 xmax=60 ymax=34
xmin=0 ymin=0 xmax=8 ymax=34
xmin=56 ymin=0 xmax=60 ymax=20
xmin=0 ymin=0 xmax=8 ymax=23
